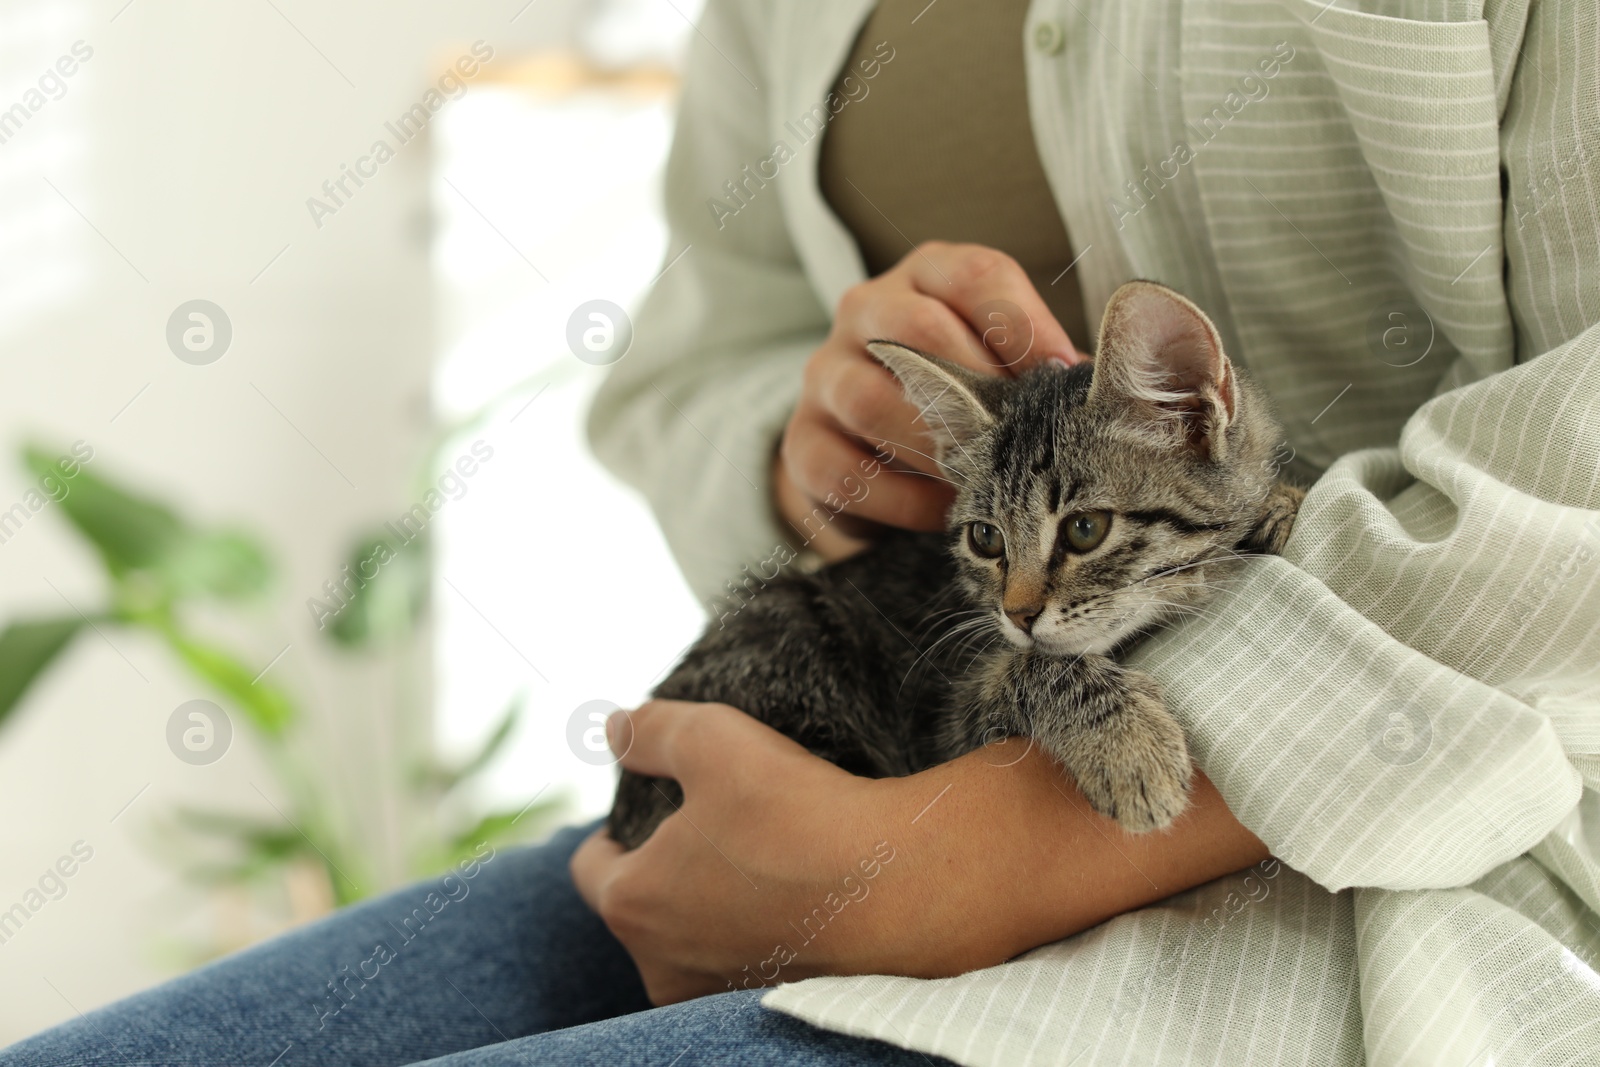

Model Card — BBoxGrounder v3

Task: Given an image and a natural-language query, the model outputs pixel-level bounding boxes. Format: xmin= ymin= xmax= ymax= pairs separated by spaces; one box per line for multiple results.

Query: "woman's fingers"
xmin=847 ymin=288 xmax=988 ymax=372
xmin=781 ymin=413 xmax=953 ymax=533
xmin=606 ymin=700 xmax=727 ymax=781
xmin=898 ymin=241 xmax=1078 ymax=371
xmin=812 ymin=349 xmax=936 ymax=472
xmin=782 ymin=435 xmax=952 ymax=533
xmin=608 ymin=700 xmax=816 ymax=786
xmin=568 ymin=826 xmax=627 ymax=913
xmin=775 ymin=243 xmax=1079 ymax=549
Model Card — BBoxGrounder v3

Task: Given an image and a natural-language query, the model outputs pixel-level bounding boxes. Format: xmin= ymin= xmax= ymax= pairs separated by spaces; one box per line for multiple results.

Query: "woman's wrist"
xmin=852 ymin=743 xmax=1269 ymax=977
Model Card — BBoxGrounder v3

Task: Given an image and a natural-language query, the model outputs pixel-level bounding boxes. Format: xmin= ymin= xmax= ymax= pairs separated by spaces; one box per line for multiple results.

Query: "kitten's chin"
xmin=1035 ymin=614 xmax=1152 ymax=657
xmin=1002 ymin=624 xmax=1115 ymax=657
xmin=1002 ymin=615 xmax=1142 ymax=657
xmin=1000 ymin=624 xmax=1035 ymax=651
xmin=1034 ymin=633 xmax=1120 ymax=657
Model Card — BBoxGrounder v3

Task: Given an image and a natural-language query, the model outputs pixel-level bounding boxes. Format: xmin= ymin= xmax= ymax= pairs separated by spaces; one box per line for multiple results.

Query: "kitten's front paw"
xmin=1243 ymin=482 xmax=1305 ymax=556
xmin=1058 ymin=676 xmax=1192 ymax=833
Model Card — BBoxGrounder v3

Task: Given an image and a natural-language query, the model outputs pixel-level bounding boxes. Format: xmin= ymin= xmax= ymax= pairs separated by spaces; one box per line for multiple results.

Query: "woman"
xmin=8 ymin=0 xmax=1597 ymax=1064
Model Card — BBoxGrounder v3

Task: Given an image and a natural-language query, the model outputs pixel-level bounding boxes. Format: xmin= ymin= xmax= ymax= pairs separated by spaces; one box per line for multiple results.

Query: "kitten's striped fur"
xmin=610 ymin=281 xmax=1303 ymax=845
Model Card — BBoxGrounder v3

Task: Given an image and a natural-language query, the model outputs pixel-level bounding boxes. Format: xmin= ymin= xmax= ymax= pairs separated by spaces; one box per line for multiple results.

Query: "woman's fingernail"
xmin=605 ymin=709 xmax=635 ymax=758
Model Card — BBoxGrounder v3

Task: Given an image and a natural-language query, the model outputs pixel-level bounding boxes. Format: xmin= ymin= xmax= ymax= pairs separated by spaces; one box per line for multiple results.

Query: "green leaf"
xmin=166 ymin=531 xmax=272 ymax=601
xmin=324 ymin=530 xmax=430 ymax=649
xmin=25 ymin=445 xmax=185 ymax=574
xmin=166 ymin=808 xmax=316 ymax=887
xmin=174 ymin=806 xmax=289 ymax=834
xmin=164 ymin=633 xmax=295 ymax=736
xmin=0 ymin=618 xmax=84 ymax=728
xmin=419 ymin=794 xmax=565 ymax=875
xmin=23 ymin=445 xmax=272 ymax=604
xmin=172 ymin=807 xmax=304 ymax=853
xmin=169 ymin=806 xmax=364 ymax=903
xmin=416 ymin=691 xmax=525 ymax=791
xmin=452 ymin=799 xmax=563 ymax=852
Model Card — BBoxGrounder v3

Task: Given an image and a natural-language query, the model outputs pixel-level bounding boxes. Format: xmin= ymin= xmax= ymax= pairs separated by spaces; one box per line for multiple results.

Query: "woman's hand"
xmin=570 ymin=700 xmax=887 ymax=1004
xmin=776 ymin=242 xmax=1083 ymax=561
xmin=571 ymin=699 xmax=1269 ymax=1006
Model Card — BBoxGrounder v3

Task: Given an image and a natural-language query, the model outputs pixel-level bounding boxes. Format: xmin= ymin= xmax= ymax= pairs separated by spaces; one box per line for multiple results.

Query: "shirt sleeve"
xmin=586 ymin=0 xmax=830 ymax=606
xmin=1127 ymin=324 xmax=1600 ymax=892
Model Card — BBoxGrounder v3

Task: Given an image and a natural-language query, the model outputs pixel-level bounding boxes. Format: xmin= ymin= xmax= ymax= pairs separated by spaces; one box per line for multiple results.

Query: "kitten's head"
xmin=870 ymin=280 xmax=1287 ymax=656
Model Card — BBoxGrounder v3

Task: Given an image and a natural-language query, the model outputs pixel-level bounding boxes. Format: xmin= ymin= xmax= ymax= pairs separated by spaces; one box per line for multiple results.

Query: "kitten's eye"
xmin=967 ymin=522 xmax=1006 ymax=559
xmin=1064 ymin=511 xmax=1113 ymax=552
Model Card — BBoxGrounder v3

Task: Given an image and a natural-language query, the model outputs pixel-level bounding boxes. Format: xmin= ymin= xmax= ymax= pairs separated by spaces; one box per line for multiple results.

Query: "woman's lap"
xmin=0 ymin=822 xmax=947 ymax=1066
xmin=414 ymin=991 xmax=936 ymax=1066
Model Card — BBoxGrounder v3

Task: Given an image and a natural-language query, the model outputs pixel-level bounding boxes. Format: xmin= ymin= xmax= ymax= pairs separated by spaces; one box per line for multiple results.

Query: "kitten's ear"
xmin=867 ymin=341 xmax=1001 ymax=462
xmin=1090 ymin=281 xmax=1237 ymax=460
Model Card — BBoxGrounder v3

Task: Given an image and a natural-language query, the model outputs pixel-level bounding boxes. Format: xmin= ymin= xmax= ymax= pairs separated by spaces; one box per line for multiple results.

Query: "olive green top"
xmin=818 ymin=0 xmax=1090 ymax=349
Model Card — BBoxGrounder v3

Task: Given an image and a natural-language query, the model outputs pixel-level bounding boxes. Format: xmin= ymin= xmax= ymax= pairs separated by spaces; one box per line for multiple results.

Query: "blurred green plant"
xmin=0 ymin=443 xmax=561 ymax=911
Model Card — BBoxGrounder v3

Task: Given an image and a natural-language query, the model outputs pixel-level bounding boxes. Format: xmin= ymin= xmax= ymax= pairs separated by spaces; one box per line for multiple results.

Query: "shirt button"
xmin=1032 ymin=21 xmax=1066 ymax=55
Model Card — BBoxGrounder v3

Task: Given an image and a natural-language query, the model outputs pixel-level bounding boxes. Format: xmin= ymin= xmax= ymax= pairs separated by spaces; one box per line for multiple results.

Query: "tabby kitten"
xmin=609 ymin=281 xmax=1303 ymax=847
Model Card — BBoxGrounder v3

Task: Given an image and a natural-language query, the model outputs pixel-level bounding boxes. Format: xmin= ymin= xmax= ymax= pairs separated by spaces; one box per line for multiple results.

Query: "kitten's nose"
xmin=1005 ymin=604 xmax=1042 ymax=633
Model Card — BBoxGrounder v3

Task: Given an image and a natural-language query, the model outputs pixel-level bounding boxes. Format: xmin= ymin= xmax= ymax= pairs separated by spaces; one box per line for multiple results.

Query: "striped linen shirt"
xmin=586 ymin=0 xmax=1600 ymax=1062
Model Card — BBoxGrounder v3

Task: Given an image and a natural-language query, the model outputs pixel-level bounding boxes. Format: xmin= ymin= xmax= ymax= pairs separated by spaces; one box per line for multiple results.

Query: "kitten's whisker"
xmin=1061 ymin=569 xmax=1246 ymax=621
xmin=1154 ymin=609 xmax=1224 ymax=627
xmin=1136 ymin=549 xmax=1275 ymax=586
xmin=937 ymin=623 xmax=1003 ymax=672
xmin=838 ymin=431 xmax=970 ymax=488
xmin=904 ymin=592 xmax=969 ymax=637
xmin=951 ymin=628 xmax=1004 ymax=664
xmin=914 ymin=597 xmax=982 ymax=626
xmin=902 ymin=622 xmax=978 ymax=682
xmin=899 ymin=470 xmax=965 ymax=488
xmin=916 ymin=587 xmax=969 ymax=616
xmin=923 ymin=615 xmax=997 ymax=657
xmin=914 ymin=608 xmax=987 ymax=642
xmin=1145 ymin=576 xmax=1246 ymax=595
xmin=901 ymin=615 xmax=997 ymax=694
xmin=1142 ymin=592 xmax=1232 ymax=619
xmin=1148 ymin=599 xmax=1225 ymax=619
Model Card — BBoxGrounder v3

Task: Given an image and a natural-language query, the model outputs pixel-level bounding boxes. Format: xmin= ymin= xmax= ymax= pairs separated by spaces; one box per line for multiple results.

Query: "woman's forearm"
xmin=864 ymin=742 xmax=1268 ymax=976
xmin=574 ymin=700 xmax=1267 ymax=1001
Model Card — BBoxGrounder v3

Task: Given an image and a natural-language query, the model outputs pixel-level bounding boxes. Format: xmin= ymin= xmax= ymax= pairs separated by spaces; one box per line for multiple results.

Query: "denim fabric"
xmin=2 ymin=822 xmax=949 ymax=1066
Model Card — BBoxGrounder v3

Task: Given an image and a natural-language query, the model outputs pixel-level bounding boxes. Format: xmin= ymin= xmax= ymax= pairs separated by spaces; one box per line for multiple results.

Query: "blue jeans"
xmin=2 ymin=823 xmax=950 ymax=1066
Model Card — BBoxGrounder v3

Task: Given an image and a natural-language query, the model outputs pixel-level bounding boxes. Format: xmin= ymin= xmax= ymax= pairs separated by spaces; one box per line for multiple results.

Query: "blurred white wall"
xmin=430 ymin=75 xmax=704 ymax=823
xmin=0 ymin=0 xmax=726 ymax=1040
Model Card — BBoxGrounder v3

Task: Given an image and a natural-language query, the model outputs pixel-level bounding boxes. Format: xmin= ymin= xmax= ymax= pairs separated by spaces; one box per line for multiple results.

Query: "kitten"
xmin=608 ymin=281 xmax=1303 ymax=847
